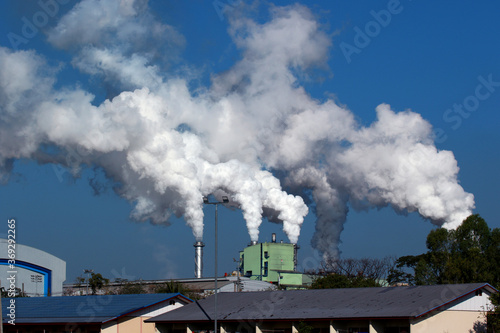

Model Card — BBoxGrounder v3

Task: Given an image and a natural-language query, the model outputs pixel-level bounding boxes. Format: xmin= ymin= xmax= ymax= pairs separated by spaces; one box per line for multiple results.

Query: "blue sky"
xmin=0 ymin=1 xmax=499 ymax=288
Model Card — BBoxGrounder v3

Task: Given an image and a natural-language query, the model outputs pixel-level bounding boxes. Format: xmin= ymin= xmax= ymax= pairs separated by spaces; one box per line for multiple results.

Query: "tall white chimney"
xmin=194 ymin=241 xmax=204 ymax=278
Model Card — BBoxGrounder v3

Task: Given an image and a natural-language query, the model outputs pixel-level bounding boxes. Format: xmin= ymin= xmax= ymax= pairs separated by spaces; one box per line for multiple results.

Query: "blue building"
xmin=0 ymin=239 xmax=66 ymax=296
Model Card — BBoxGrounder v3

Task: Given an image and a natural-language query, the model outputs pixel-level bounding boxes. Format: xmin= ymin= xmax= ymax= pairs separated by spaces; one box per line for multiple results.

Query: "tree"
xmin=392 ymin=214 xmax=500 ymax=286
xmin=154 ymin=280 xmax=198 ymax=299
xmin=488 ymin=228 xmax=500 ymax=287
xmin=296 ymin=321 xmax=314 ymax=333
xmin=88 ymin=273 xmax=109 ymax=295
xmin=321 ymin=257 xmax=395 ymax=282
xmin=387 ymin=255 xmax=419 ymax=286
xmin=313 ymin=256 xmax=397 ymax=289
xmin=451 ymin=214 xmax=493 ymax=284
xmin=116 ymin=281 xmax=145 ymax=294
xmin=310 ymin=273 xmax=379 ymax=289
xmin=489 ymin=292 xmax=500 ymax=332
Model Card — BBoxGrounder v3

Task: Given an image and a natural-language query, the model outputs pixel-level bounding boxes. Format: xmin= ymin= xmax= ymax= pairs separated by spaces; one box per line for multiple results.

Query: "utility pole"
xmin=84 ymin=269 xmax=93 ymax=295
xmin=203 ymin=196 xmax=229 ymax=333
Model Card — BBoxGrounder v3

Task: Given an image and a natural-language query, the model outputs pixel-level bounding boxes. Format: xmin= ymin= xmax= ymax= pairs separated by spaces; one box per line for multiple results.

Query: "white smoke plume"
xmin=0 ymin=1 xmax=474 ymax=259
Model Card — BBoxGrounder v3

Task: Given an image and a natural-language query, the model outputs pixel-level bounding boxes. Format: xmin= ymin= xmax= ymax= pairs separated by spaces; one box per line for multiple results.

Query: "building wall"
xmin=411 ymin=310 xmax=487 ymax=333
xmin=240 ymin=242 xmax=295 ymax=282
xmin=265 ymin=243 xmax=295 ymax=282
xmin=142 ymin=300 xmax=186 ymax=317
xmin=102 ymin=317 xmax=156 ymax=333
xmin=279 ymin=272 xmax=307 ymax=287
xmin=447 ymin=290 xmax=493 ymax=311
xmin=0 ymin=239 xmax=66 ymax=296
xmin=102 ymin=321 xmax=119 ymax=333
xmin=155 ymin=312 xmax=489 ymax=333
xmin=118 ymin=317 xmax=146 ymax=333
xmin=101 ymin=299 xmax=190 ymax=333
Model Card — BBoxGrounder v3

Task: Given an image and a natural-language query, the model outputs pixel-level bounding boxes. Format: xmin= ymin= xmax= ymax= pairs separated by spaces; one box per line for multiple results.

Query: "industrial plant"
xmin=190 ymin=231 xmax=311 ymax=289
xmin=238 ymin=233 xmax=311 ymax=288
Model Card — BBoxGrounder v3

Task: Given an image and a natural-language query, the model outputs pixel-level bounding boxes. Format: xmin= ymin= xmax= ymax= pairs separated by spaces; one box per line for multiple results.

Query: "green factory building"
xmin=239 ymin=234 xmax=312 ymax=289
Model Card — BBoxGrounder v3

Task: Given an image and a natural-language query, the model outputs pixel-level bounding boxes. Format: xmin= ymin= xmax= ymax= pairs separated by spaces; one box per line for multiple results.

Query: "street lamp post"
xmin=203 ymin=195 xmax=229 ymax=333
xmin=84 ymin=269 xmax=93 ymax=295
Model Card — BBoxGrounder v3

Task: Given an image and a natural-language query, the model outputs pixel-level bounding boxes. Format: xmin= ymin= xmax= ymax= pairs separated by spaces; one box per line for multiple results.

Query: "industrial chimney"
xmin=194 ymin=241 xmax=205 ymax=278
xmin=250 ymin=240 xmax=258 ymax=246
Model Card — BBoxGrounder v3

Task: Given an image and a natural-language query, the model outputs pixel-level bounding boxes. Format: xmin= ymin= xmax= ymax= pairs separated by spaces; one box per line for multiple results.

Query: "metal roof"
xmin=3 ymin=293 xmax=190 ymax=324
xmin=147 ymin=283 xmax=497 ymax=323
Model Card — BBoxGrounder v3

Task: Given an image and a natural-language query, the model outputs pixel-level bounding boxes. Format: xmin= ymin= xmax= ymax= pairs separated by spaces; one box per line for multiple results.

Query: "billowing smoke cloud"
xmin=0 ymin=1 xmax=474 ymax=259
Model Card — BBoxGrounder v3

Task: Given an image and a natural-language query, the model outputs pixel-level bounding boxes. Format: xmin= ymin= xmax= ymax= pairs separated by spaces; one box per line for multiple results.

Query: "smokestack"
xmin=194 ymin=241 xmax=205 ymax=278
xmin=272 ymin=233 xmax=276 ymax=243
xmin=250 ymin=240 xmax=258 ymax=246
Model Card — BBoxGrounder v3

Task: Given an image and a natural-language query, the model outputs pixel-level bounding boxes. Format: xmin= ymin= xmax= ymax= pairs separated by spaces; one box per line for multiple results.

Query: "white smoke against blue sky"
xmin=0 ymin=0 xmax=480 ymax=262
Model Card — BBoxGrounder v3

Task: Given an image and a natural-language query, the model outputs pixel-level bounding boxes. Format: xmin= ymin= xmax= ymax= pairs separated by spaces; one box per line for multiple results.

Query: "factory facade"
xmin=239 ymin=234 xmax=311 ymax=288
xmin=0 ymin=239 xmax=66 ymax=296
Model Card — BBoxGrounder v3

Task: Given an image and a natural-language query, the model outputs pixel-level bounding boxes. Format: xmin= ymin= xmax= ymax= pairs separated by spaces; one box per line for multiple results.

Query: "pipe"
xmin=293 ymin=244 xmax=299 ymax=271
xmin=194 ymin=241 xmax=205 ymax=278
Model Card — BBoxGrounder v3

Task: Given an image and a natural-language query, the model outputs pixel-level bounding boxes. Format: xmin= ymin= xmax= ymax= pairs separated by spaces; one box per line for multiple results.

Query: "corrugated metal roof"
xmin=219 ymin=277 xmax=277 ymax=292
xmin=147 ymin=283 xmax=497 ymax=323
xmin=3 ymin=293 xmax=187 ymax=324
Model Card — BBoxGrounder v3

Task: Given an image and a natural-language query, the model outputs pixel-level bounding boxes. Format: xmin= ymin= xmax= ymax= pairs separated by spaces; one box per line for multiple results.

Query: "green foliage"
xmin=154 ymin=280 xmax=198 ymax=299
xmin=488 ymin=292 xmax=500 ymax=332
xmin=117 ymin=281 xmax=146 ymax=294
xmin=74 ymin=276 xmax=86 ymax=287
xmin=296 ymin=321 xmax=314 ymax=333
xmin=310 ymin=273 xmax=379 ymax=289
xmin=392 ymin=214 xmax=500 ymax=287
xmin=88 ymin=273 xmax=109 ymax=295
xmin=391 ymin=214 xmax=500 ymax=329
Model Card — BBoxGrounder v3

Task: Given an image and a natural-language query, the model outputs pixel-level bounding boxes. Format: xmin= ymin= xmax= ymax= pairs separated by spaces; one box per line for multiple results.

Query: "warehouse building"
xmin=2 ymin=293 xmax=192 ymax=332
xmin=0 ymin=239 xmax=66 ymax=296
xmin=148 ymin=283 xmax=497 ymax=333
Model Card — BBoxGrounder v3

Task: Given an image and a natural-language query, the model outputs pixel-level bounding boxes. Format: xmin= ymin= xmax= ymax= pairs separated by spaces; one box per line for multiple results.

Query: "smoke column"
xmin=0 ymin=1 xmax=474 ymax=260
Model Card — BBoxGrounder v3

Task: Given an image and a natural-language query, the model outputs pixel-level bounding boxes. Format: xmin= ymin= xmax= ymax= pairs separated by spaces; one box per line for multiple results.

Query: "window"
xmin=264 ymin=251 xmax=269 ymax=258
